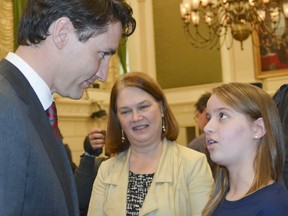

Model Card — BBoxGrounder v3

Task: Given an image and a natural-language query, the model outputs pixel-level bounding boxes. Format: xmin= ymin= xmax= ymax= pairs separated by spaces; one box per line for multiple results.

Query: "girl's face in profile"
xmin=116 ymin=86 xmax=163 ymax=148
xmin=204 ymin=94 xmax=259 ymax=169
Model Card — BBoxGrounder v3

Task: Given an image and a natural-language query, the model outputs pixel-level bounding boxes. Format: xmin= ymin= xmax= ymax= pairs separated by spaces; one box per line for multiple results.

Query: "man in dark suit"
xmin=273 ymin=84 xmax=288 ymax=189
xmin=0 ymin=0 xmax=136 ymax=215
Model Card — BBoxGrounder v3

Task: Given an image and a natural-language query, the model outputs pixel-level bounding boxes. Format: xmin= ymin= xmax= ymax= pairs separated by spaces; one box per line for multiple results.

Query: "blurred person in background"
xmin=188 ymin=92 xmax=216 ymax=178
xmin=75 ymin=128 xmax=107 ymax=216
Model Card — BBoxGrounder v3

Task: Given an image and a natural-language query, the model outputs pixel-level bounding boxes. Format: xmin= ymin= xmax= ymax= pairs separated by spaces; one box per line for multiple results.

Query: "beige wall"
xmin=0 ymin=0 xmax=14 ymax=58
xmin=1 ymin=0 xmax=288 ymax=165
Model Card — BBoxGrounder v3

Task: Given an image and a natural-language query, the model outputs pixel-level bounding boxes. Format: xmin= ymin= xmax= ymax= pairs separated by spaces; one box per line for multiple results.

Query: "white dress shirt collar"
xmin=5 ymin=52 xmax=53 ymax=110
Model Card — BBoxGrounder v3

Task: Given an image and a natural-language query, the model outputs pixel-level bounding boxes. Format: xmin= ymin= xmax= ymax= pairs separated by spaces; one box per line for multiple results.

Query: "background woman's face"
xmin=116 ymin=87 xmax=163 ymax=147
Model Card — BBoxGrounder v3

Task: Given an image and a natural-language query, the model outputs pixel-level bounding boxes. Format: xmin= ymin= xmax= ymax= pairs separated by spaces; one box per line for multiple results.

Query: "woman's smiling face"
xmin=116 ymin=87 xmax=163 ymax=148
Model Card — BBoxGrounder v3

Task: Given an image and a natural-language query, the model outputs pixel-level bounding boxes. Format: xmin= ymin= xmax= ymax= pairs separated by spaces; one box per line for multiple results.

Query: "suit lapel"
xmin=0 ymin=59 xmax=78 ymax=215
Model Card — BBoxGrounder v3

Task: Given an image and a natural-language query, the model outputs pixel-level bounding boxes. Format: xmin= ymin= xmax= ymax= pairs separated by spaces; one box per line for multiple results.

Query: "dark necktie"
xmin=46 ymin=101 xmax=60 ymax=139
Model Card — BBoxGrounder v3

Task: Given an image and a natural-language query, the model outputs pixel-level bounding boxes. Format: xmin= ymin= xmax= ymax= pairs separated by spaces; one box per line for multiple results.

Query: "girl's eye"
xmin=219 ymin=112 xmax=228 ymax=119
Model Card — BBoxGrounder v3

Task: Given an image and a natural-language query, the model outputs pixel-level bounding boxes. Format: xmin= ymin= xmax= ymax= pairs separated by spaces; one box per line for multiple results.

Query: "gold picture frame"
xmin=253 ymin=22 xmax=288 ymax=79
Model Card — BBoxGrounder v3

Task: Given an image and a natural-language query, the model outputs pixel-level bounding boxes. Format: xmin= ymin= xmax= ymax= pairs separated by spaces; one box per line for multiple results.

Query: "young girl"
xmin=202 ymin=82 xmax=288 ymax=216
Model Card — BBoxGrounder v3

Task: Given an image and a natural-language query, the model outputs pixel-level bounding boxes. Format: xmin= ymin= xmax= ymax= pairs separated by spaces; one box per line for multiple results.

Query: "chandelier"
xmin=180 ymin=0 xmax=288 ymax=50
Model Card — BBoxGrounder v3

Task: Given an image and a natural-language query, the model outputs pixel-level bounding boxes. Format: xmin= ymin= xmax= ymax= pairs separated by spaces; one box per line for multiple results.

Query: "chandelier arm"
xmin=184 ymin=24 xmax=220 ymax=49
xmin=184 ymin=25 xmax=208 ymax=46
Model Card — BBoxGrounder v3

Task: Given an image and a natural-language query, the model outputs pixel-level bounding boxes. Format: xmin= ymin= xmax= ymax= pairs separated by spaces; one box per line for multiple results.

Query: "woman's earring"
xmin=121 ymin=129 xmax=125 ymax=143
xmin=162 ymin=117 xmax=166 ymax=132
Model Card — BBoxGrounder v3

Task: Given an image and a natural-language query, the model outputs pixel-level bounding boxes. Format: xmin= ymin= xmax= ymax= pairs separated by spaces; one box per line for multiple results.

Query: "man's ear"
xmin=253 ymin=117 xmax=266 ymax=139
xmin=51 ymin=17 xmax=73 ymax=49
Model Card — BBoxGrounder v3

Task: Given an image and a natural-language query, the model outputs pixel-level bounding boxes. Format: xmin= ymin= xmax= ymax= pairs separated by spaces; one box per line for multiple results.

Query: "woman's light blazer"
xmin=88 ymin=138 xmax=213 ymax=216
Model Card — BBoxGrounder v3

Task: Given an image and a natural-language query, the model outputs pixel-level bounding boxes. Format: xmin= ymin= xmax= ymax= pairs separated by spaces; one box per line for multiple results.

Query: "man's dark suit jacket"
xmin=273 ymin=84 xmax=288 ymax=189
xmin=0 ymin=59 xmax=79 ymax=215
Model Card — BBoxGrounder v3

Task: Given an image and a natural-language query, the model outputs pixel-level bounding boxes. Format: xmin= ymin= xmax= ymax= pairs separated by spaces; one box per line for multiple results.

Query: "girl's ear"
xmin=253 ymin=117 xmax=266 ymax=139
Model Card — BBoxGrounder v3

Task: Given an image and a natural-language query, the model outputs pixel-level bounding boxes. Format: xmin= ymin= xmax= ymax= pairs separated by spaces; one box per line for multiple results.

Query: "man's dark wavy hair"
xmin=18 ymin=0 xmax=136 ymax=45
